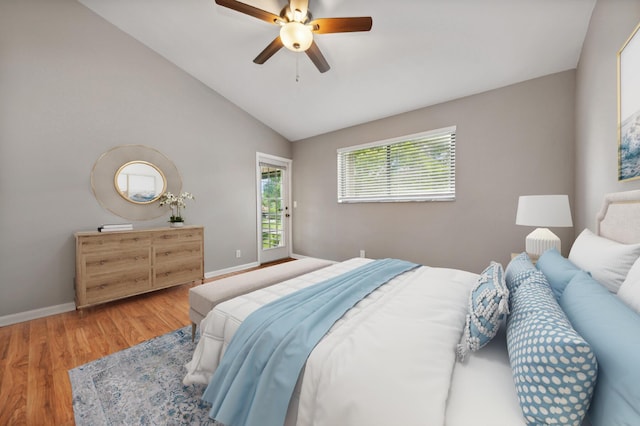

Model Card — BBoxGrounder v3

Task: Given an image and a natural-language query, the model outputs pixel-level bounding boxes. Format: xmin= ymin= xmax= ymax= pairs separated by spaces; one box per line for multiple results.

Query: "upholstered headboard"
xmin=596 ymin=189 xmax=640 ymax=244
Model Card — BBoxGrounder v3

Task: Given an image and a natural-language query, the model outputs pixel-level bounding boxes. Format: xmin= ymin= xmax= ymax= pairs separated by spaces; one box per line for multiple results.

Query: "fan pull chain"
xmin=296 ymin=54 xmax=300 ymax=83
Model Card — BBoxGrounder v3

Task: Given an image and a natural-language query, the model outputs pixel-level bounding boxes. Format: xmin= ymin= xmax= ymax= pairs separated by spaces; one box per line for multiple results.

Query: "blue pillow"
xmin=507 ymin=272 xmax=597 ymax=426
xmin=560 ymin=271 xmax=640 ymax=426
xmin=456 ymin=262 xmax=509 ymax=361
xmin=505 ymin=252 xmax=536 ymax=295
xmin=536 ymin=248 xmax=582 ymax=299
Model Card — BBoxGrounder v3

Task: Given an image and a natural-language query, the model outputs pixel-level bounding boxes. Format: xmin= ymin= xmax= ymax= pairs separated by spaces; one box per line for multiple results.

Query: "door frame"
xmin=256 ymin=152 xmax=293 ymax=264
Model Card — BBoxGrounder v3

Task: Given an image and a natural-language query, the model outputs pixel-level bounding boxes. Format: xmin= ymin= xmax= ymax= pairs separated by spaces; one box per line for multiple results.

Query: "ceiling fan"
xmin=214 ymin=0 xmax=372 ymax=73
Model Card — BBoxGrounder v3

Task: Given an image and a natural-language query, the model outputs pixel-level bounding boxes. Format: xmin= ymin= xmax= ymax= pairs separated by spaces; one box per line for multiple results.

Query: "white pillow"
xmin=618 ymin=257 xmax=640 ymax=314
xmin=568 ymin=228 xmax=640 ymax=293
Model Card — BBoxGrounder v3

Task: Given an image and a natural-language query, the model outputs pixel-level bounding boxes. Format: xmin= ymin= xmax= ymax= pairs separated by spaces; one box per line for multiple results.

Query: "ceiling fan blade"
xmin=289 ymin=0 xmax=309 ymax=21
xmin=253 ymin=37 xmax=284 ymax=64
xmin=310 ymin=17 xmax=372 ymax=34
xmin=215 ymin=0 xmax=280 ymax=25
xmin=305 ymin=41 xmax=330 ymax=73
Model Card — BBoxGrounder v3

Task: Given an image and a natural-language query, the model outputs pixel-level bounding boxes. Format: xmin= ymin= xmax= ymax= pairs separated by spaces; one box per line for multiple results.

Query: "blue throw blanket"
xmin=202 ymin=258 xmax=419 ymax=426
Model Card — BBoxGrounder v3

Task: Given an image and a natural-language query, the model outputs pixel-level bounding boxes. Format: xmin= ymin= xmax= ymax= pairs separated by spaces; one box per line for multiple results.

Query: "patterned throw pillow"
xmin=505 ymin=252 xmax=537 ymax=295
xmin=456 ymin=262 xmax=509 ymax=362
xmin=507 ymin=273 xmax=597 ymax=426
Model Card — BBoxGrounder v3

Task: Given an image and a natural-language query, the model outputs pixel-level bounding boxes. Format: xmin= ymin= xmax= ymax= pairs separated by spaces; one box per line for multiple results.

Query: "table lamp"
xmin=516 ymin=195 xmax=573 ymax=258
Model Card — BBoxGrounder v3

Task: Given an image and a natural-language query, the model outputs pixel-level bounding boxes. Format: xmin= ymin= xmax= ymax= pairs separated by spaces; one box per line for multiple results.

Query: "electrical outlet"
xmin=236 ymin=249 xmax=241 ymax=258
xmin=360 ymin=250 xmax=366 ymax=258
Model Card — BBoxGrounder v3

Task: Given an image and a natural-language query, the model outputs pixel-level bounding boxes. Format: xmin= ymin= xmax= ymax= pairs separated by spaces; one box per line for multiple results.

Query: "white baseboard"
xmin=0 ymin=302 xmax=76 ymax=327
xmin=204 ymin=261 xmax=260 ymax=279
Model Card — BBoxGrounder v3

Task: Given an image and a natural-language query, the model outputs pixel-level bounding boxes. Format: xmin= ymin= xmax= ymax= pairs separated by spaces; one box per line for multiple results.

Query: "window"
xmin=260 ymin=165 xmax=284 ymax=249
xmin=337 ymin=126 xmax=456 ymax=203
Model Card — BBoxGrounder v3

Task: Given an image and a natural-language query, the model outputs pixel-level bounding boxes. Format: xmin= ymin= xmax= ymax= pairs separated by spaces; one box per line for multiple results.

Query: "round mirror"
xmin=92 ymin=145 xmax=182 ymax=221
xmin=114 ymin=161 xmax=167 ymax=204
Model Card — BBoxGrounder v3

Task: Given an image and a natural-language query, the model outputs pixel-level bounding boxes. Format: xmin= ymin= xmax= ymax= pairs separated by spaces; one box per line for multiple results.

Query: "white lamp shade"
xmin=516 ymin=195 xmax=573 ymax=257
xmin=516 ymin=195 xmax=573 ymax=227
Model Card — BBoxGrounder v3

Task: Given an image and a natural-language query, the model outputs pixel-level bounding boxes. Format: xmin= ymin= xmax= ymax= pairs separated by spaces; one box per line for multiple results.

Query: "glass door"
xmin=257 ymin=154 xmax=291 ymax=263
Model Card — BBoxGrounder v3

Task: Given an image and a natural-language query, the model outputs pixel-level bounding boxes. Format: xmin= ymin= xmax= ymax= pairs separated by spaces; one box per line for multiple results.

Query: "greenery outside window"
xmin=337 ymin=126 xmax=456 ymax=203
xmin=260 ymin=165 xmax=284 ymax=249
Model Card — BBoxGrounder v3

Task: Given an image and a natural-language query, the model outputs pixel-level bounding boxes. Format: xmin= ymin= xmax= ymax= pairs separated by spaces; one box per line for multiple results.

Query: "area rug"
xmin=69 ymin=326 xmax=214 ymax=425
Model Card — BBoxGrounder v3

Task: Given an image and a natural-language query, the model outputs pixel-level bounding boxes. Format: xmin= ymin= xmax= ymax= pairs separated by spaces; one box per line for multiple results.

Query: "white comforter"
xmin=184 ymin=258 xmax=483 ymax=425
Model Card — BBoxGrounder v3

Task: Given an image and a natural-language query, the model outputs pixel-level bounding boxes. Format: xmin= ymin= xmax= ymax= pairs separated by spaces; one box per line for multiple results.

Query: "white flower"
xmin=159 ymin=191 xmax=195 ymax=222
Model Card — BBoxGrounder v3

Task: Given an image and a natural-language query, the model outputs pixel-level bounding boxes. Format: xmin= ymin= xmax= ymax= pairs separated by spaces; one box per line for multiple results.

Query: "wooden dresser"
xmin=74 ymin=226 xmax=204 ymax=309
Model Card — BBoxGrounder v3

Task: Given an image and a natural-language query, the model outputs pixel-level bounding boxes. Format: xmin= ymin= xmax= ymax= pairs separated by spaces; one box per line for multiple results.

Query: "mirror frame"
xmin=114 ymin=160 xmax=167 ymax=204
xmin=91 ymin=145 xmax=182 ymax=221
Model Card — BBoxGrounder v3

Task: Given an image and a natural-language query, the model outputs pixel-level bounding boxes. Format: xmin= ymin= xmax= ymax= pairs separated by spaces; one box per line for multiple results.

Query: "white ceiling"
xmin=78 ymin=0 xmax=596 ymax=141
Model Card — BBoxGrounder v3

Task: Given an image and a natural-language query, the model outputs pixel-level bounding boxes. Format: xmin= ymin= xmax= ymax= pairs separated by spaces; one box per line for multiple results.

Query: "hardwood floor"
xmin=0 ymin=258 xmax=293 ymax=425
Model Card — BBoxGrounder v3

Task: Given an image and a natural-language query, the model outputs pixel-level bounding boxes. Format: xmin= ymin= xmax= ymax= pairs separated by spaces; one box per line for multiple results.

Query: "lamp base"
xmin=525 ymin=227 xmax=561 ymax=258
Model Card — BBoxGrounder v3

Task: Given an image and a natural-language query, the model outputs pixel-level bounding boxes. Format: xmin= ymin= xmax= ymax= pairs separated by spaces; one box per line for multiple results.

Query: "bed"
xmin=183 ymin=190 xmax=640 ymax=426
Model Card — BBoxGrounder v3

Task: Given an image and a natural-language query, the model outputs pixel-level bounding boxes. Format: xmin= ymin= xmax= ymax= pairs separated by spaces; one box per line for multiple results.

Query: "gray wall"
xmin=0 ymin=0 xmax=290 ymax=317
xmin=292 ymin=71 xmax=576 ymax=274
xmin=575 ymin=0 xmax=640 ymax=232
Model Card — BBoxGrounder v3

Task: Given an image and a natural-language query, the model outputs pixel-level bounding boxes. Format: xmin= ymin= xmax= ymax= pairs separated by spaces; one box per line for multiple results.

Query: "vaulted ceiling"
xmin=78 ymin=0 xmax=597 ymax=141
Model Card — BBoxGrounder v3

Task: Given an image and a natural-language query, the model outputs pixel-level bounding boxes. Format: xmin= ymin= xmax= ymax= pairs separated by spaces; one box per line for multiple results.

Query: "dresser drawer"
xmin=78 ymin=234 xmax=151 ymax=253
xmin=84 ymin=270 xmax=151 ymax=304
xmin=154 ymin=240 xmax=202 ymax=263
xmin=154 ymin=258 xmax=203 ymax=289
xmin=153 ymin=228 xmax=203 ymax=245
xmin=83 ymin=248 xmax=151 ymax=276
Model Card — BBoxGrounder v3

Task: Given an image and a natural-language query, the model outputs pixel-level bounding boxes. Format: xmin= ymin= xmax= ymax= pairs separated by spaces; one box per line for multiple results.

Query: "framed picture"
xmin=618 ymin=22 xmax=640 ymax=181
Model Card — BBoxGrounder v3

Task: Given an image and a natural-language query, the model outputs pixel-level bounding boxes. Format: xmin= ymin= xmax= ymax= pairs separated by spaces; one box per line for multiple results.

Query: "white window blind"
xmin=337 ymin=126 xmax=456 ymax=203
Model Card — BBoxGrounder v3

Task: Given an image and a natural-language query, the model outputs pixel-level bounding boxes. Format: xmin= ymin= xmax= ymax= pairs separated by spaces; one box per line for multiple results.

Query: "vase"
xmin=170 ymin=222 xmax=184 ymax=228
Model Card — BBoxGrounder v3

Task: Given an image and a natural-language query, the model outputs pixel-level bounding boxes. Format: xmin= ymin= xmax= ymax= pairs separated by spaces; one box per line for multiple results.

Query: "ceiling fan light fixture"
xmin=214 ymin=0 xmax=372 ymax=72
xmin=280 ymin=22 xmax=313 ymax=52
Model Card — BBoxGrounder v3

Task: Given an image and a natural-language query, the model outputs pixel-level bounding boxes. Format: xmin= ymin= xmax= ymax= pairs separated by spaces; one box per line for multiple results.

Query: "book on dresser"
xmin=74 ymin=226 xmax=204 ymax=309
xmin=97 ymin=223 xmax=134 ymax=232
